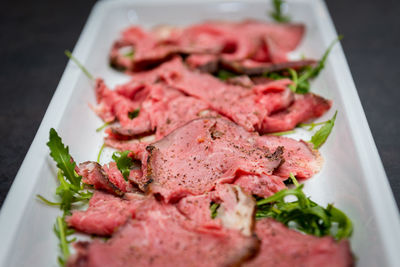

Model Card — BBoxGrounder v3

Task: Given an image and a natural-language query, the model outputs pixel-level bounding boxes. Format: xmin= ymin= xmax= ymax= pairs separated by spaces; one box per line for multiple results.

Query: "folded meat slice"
xmin=109 ymin=20 xmax=306 ymax=72
xmin=258 ymin=135 xmax=323 ymax=179
xmin=262 ymin=93 xmax=332 ymax=133
xmin=67 ymin=196 xmax=259 ymax=267
xmin=66 ymin=191 xmax=138 ymax=236
xmin=243 ymin=218 xmax=353 ymax=267
xmin=77 ymin=161 xmax=133 ymax=196
xmin=144 ymin=117 xmax=284 ymax=202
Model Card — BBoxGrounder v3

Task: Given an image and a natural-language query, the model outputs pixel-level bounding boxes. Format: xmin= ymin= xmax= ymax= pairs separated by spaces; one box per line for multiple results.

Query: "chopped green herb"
xmin=96 ymin=122 xmax=110 ymax=132
xmin=270 ymin=0 xmax=290 ymax=23
xmin=128 ymin=108 xmax=140 ymax=119
xmin=216 ymin=69 xmax=237 ymax=81
xmin=112 ymin=150 xmax=134 ymax=181
xmin=124 ymin=50 xmax=135 ymax=59
xmin=64 ymin=50 xmax=94 ymax=81
xmin=263 ymin=71 xmax=286 ymax=80
xmin=309 ymin=111 xmax=337 ymax=149
xmin=256 ymin=172 xmax=352 ymax=240
xmin=210 ymin=202 xmax=220 ymax=219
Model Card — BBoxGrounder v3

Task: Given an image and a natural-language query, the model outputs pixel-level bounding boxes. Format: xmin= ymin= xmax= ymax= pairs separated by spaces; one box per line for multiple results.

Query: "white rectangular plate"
xmin=0 ymin=0 xmax=399 ymax=266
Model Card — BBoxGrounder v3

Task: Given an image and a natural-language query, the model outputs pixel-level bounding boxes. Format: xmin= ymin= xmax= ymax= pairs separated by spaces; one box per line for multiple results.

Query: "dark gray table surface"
xmin=0 ymin=0 xmax=399 ymax=209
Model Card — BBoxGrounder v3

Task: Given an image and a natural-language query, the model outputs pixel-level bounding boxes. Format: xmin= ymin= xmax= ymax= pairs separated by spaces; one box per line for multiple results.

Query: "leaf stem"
xmin=97 ymin=143 xmax=106 ymax=163
xmin=96 ymin=122 xmax=110 ymax=132
xmin=64 ymin=50 xmax=94 ymax=81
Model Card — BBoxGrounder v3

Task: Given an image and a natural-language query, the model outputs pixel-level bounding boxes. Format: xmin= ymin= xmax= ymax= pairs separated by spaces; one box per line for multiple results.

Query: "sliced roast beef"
xmin=143 ymin=117 xmax=284 ymax=202
xmin=261 ymin=93 xmax=332 ymax=133
xmin=110 ymin=20 xmax=306 ymax=72
xmin=243 ymin=218 xmax=353 ymax=267
xmin=68 ymin=196 xmax=259 ymax=267
xmin=258 ymin=135 xmax=323 ymax=179
xmin=66 ymin=191 xmax=137 ymax=236
xmin=77 ymin=161 xmax=133 ymax=196
xmin=221 ymin=58 xmax=317 ymax=75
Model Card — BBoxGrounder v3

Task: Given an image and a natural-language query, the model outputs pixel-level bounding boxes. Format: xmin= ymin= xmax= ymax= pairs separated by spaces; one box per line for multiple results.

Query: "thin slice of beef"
xmin=262 ymin=93 xmax=332 ymax=133
xmin=258 ymin=135 xmax=323 ymax=179
xmin=67 ymin=196 xmax=259 ymax=267
xmin=234 ymin=173 xmax=286 ymax=198
xmin=66 ymin=191 xmax=137 ymax=236
xmin=243 ymin=218 xmax=353 ymax=267
xmin=144 ymin=117 xmax=284 ymax=202
xmin=221 ymin=58 xmax=317 ymax=75
xmin=77 ymin=161 xmax=133 ymax=196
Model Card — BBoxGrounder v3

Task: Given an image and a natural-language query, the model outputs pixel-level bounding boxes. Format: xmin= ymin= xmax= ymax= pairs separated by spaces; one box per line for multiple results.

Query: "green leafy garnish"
xmin=216 ymin=69 xmax=237 ymax=81
xmin=270 ymin=0 xmax=290 ymax=23
xmin=290 ymin=36 xmax=343 ymax=93
xmin=308 ymin=111 xmax=337 ymax=149
xmin=96 ymin=122 xmax=110 ymax=132
xmin=38 ymin=128 xmax=93 ymax=266
xmin=54 ymin=216 xmax=76 ymax=266
xmin=45 ymin=128 xmax=92 ymax=213
xmin=256 ymin=173 xmax=352 ymax=240
xmin=210 ymin=202 xmax=220 ymax=219
xmin=128 ymin=108 xmax=140 ymax=119
xmin=97 ymin=143 xmax=106 ymax=163
xmin=64 ymin=50 xmax=94 ymax=81
xmin=112 ymin=150 xmax=134 ymax=181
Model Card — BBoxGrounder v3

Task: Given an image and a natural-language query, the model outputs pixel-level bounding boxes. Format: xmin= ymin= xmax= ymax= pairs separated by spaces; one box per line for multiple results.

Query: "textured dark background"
xmin=0 ymin=0 xmax=399 ymax=209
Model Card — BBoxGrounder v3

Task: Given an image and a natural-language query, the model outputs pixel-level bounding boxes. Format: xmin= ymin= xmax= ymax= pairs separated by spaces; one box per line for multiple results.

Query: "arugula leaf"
xmin=54 ymin=216 xmax=76 ymax=266
xmin=290 ymin=36 xmax=343 ymax=93
xmin=309 ymin=111 xmax=337 ymax=149
xmin=112 ymin=150 xmax=134 ymax=181
xmin=44 ymin=129 xmax=92 ymax=213
xmin=216 ymin=69 xmax=237 ymax=81
xmin=64 ymin=50 xmax=94 ymax=81
xmin=210 ymin=202 xmax=220 ymax=219
xmin=256 ymin=173 xmax=352 ymax=240
xmin=270 ymin=0 xmax=290 ymax=23
xmin=128 ymin=108 xmax=140 ymax=119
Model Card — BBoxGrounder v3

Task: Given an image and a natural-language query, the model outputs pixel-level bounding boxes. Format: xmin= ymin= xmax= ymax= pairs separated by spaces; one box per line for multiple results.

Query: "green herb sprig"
xmin=306 ymin=111 xmax=337 ymax=149
xmin=54 ymin=216 xmax=76 ymax=266
xmin=112 ymin=151 xmax=135 ymax=181
xmin=256 ymin=173 xmax=352 ymax=240
xmin=64 ymin=50 xmax=94 ymax=81
xmin=270 ymin=0 xmax=290 ymax=23
xmin=37 ymin=128 xmax=93 ymax=266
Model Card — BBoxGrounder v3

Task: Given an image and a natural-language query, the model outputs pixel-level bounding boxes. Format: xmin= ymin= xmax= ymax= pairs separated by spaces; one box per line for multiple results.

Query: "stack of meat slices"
xmin=66 ymin=20 xmax=353 ymax=266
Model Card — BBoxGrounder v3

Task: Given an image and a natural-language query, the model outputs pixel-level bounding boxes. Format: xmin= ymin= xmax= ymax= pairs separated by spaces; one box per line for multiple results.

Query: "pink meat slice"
xmin=258 ymin=135 xmax=323 ymax=179
xmin=234 ymin=173 xmax=286 ymax=198
xmin=67 ymin=196 xmax=259 ymax=267
xmin=243 ymin=218 xmax=353 ymax=267
xmin=77 ymin=161 xmax=133 ymax=196
xmin=66 ymin=191 xmax=134 ymax=236
xmin=109 ymin=20 xmax=306 ymax=71
xmin=158 ymin=57 xmax=294 ymax=132
xmin=144 ymin=117 xmax=284 ymax=202
xmin=262 ymin=93 xmax=332 ymax=133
